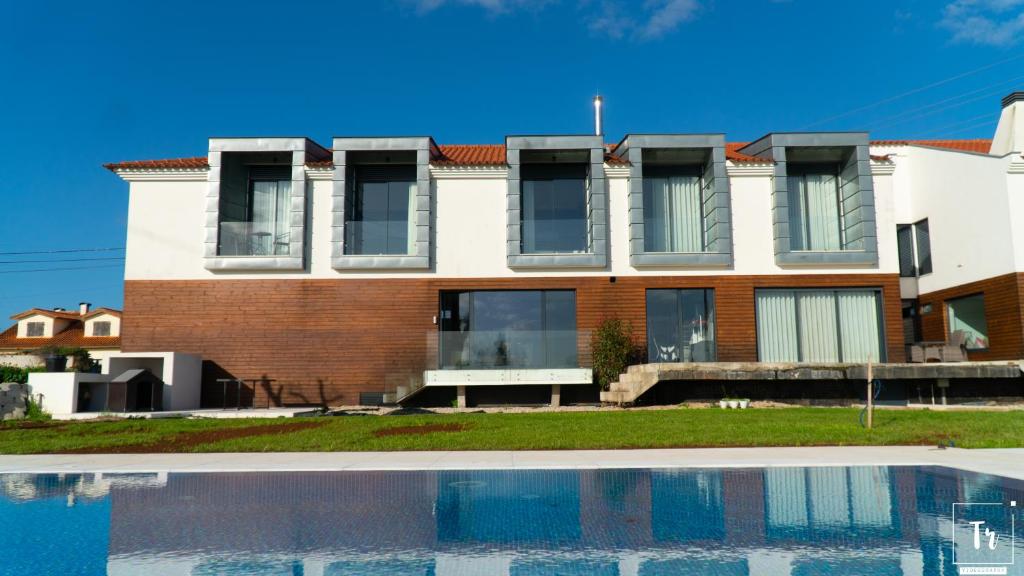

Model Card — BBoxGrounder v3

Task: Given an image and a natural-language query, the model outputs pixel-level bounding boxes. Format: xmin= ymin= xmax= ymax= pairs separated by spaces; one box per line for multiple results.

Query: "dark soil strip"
xmin=61 ymin=421 xmax=325 ymax=454
xmin=374 ymin=423 xmax=467 ymax=437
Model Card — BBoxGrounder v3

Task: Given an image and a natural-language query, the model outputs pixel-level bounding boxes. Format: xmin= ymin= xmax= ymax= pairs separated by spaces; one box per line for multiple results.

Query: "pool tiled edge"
xmin=2 ymin=446 xmax=1023 ymax=480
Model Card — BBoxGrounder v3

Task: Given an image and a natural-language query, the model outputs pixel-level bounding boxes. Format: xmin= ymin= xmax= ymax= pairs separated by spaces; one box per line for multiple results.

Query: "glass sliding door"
xmin=947 ymin=294 xmax=989 ymax=350
xmin=439 ymin=290 xmax=577 ymax=369
xmin=217 ymin=165 xmax=292 ymax=256
xmin=788 ymin=167 xmax=843 ymax=251
xmin=345 ymin=165 xmax=416 ymax=255
xmin=521 ymin=164 xmax=588 ymax=254
xmin=643 ymin=165 xmax=704 ymax=253
xmin=756 ymin=289 xmax=884 ymax=362
xmin=646 ymin=289 xmax=716 ymax=362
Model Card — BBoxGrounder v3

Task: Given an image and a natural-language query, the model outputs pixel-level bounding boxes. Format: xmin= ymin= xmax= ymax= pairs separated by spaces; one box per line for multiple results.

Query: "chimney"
xmin=79 ymin=302 xmax=91 ymax=316
xmin=990 ymin=91 xmax=1024 ymax=155
xmin=593 ymin=95 xmax=603 ymax=136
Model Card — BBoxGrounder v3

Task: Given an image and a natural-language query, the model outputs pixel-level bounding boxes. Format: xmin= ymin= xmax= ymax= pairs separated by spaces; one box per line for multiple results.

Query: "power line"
xmin=0 ymin=264 xmax=123 ymax=275
xmin=0 ymin=257 xmax=125 ymax=265
xmin=866 ymin=75 xmax=1024 ymax=128
xmin=801 ymin=53 xmax=1024 ymax=129
xmin=917 ymin=112 xmax=998 ymax=138
xmin=0 ymin=247 xmax=124 ymax=256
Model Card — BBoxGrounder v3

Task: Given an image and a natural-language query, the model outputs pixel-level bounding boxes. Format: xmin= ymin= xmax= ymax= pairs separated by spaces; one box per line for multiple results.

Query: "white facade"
xmin=119 ymin=162 xmax=901 ymax=281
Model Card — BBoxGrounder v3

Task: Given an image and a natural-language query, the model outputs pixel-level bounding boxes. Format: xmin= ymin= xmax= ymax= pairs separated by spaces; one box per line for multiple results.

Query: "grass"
xmin=1 ymin=407 xmax=1023 ymax=454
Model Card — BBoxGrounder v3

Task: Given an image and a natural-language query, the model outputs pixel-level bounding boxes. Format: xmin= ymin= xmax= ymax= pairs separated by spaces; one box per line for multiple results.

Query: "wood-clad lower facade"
xmin=917 ymin=272 xmax=1024 ymax=362
xmin=123 ymin=274 xmax=905 ymax=407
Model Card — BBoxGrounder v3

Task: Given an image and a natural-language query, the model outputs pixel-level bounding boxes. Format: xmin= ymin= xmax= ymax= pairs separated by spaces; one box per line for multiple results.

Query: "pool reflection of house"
xmin=0 ymin=467 xmax=1007 ymax=575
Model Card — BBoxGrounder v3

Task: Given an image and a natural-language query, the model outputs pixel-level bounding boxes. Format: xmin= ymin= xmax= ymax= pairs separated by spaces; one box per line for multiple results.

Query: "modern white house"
xmin=103 ymin=93 xmax=1024 ymax=407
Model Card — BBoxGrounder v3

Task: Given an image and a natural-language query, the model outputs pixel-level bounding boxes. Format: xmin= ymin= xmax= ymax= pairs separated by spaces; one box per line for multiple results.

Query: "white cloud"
xmin=410 ymin=0 xmax=702 ymax=40
xmin=941 ymin=0 xmax=1024 ymax=46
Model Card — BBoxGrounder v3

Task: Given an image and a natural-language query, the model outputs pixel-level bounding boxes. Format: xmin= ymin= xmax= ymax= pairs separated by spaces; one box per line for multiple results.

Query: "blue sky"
xmin=1 ymin=0 xmax=1023 ymax=322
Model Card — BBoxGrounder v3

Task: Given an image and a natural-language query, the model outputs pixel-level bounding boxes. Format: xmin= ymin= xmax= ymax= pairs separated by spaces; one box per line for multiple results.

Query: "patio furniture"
xmin=908 ymin=330 xmax=968 ymax=363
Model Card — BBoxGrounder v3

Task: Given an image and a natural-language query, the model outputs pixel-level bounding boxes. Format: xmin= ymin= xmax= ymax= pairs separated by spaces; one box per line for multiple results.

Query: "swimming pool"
xmin=0 ymin=466 xmax=1020 ymax=575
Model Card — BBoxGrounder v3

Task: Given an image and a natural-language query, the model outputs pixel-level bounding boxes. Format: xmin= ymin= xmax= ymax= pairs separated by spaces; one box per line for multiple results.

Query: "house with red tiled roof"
xmin=102 ymin=92 xmax=1024 ymax=408
xmin=0 ymin=303 xmax=121 ymax=368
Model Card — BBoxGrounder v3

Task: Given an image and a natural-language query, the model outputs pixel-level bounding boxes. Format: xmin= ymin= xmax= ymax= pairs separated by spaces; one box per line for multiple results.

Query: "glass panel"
xmin=439 ymin=290 xmax=577 ymax=369
xmin=896 ymin=224 xmax=916 ymax=277
xmin=521 ymin=168 xmax=588 ymax=254
xmin=788 ymin=170 xmax=842 ymax=251
xmin=914 ymin=219 xmax=932 ymax=275
xmin=345 ymin=174 xmax=414 ymax=256
xmin=26 ymin=322 xmax=44 ymax=337
xmin=756 ymin=291 xmax=799 ymax=362
xmin=92 ymin=322 xmax=111 ymax=337
xmin=837 ymin=291 xmax=882 ymax=362
xmin=645 ymin=289 xmax=715 ymax=362
xmin=797 ymin=292 xmax=839 ymax=362
xmin=643 ymin=173 xmax=703 ymax=253
xmin=218 ymin=178 xmax=291 ymax=256
xmin=947 ymin=294 xmax=989 ymax=350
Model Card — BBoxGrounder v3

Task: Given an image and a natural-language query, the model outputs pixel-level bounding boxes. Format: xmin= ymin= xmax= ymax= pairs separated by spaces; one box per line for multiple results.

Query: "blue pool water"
xmin=1 ymin=466 xmax=1021 ymax=575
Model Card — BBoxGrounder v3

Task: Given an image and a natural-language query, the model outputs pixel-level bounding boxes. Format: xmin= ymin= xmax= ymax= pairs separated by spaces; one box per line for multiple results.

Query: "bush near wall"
xmin=590 ymin=318 xmax=638 ymax=391
xmin=0 ymin=365 xmax=42 ymax=384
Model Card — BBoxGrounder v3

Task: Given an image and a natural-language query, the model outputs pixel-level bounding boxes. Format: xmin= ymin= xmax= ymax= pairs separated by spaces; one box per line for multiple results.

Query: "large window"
xmin=756 ymin=289 xmax=884 ymax=362
xmin=947 ymin=294 xmax=989 ymax=350
xmin=521 ymin=164 xmax=588 ymax=254
xmin=26 ymin=322 xmax=44 ymax=337
xmin=345 ymin=165 xmax=416 ymax=256
xmin=218 ymin=165 xmax=292 ymax=256
xmin=439 ymin=290 xmax=577 ymax=369
xmin=643 ymin=165 xmax=708 ymax=253
xmin=787 ymin=166 xmax=843 ymax=251
xmin=646 ymin=289 xmax=716 ymax=362
xmin=913 ymin=219 xmax=932 ymax=275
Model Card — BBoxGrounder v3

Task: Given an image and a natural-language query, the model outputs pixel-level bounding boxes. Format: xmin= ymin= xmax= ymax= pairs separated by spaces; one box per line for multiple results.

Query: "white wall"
xmin=124 ymin=164 xmax=899 ymax=281
xmin=886 ymin=146 xmax=1017 ymax=294
xmin=16 ymin=314 xmax=55 ymax=338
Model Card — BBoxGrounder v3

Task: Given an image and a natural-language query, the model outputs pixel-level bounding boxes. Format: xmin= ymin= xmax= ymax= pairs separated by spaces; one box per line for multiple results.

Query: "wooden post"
xmin=866 ymin=356 xmax=874 ymax=429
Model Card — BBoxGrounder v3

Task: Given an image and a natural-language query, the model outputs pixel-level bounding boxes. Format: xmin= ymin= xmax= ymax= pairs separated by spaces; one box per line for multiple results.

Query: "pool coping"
xmin=2 ymin=446 xmax=1023 ymax=480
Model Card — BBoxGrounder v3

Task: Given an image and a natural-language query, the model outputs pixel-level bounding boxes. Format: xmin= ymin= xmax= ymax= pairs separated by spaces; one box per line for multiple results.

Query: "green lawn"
xmin=2 ymin=407 xmax=1023 ymax=454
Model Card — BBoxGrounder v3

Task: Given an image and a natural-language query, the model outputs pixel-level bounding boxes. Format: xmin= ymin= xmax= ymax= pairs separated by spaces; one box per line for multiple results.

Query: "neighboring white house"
xmin=0 ymin=303 xmax=121 ymax=368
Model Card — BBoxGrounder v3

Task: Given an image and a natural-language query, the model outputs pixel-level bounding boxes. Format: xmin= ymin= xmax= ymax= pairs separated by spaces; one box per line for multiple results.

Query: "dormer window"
xmin=92 ymin=321 xmax=111 ymax=337
xmin=205 ymin=138 xmax=327 ymax=271
xmin=26 ymin=322 xmax=44 ymax=337
xmin=506 ymin=136 xmax=607 ymax=268
xmin=738 ymin=133 xmax=878 ymax=266
xmin=332 ymin=137 xmax=433 ymax=270
xmin=614 ymin=135 xmax=732 ymax=267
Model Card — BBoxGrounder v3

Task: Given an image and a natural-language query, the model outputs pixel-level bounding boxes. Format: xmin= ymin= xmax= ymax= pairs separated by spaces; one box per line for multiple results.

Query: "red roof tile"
xmin=103 ymin=157 xmax=208 ymax=170
xmin=0 ymin=322 xmax=120 ymax=351
xmin=104 ymin=139 xmax=995 ymax=171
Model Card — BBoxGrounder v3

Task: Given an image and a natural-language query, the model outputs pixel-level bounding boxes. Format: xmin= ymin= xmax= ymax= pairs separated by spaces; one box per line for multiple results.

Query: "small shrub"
xmin=61 ymin=347 xmax=98 ymax=373
xmin=25 ymin=397 xmax=51 ymax=421
xmin=0 ymin=365 xmax=32 ymax=384
xmin=591 ymin=318 xmax=636 ymax=391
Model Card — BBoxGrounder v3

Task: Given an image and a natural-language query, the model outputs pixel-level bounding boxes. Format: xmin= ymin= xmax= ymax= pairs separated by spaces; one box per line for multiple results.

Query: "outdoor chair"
xmin=908 ymin=330 xmax=968 ymax=363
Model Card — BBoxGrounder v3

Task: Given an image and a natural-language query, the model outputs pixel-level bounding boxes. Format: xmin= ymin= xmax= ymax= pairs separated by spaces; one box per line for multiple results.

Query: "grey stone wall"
xmin=0 ymin=383 xmax=28 ymax=420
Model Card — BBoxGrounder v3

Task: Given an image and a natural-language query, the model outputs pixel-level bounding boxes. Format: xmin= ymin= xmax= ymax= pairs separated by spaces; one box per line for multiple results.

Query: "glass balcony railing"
xmin=218 ymin=222 xmax=290 ymax=256
xmin=343 ymin=220 xmax=413 ymax=256
xmin=521 ymin=219 xmax=589 ymax=254
xmin=438 ymin=329 xmax=580 ymax=370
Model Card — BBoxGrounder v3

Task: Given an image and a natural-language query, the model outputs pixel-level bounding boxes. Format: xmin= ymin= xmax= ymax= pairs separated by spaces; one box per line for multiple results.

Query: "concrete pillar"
xmin=456 ymin=385 xmax=467 ymax=409
xmin=551 ymin=384 xmax=561 ymax=407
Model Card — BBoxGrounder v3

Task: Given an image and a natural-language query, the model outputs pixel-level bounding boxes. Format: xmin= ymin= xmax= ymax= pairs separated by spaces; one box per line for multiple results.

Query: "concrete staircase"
xmin=600 ymin=364 xmax=659 ymax=405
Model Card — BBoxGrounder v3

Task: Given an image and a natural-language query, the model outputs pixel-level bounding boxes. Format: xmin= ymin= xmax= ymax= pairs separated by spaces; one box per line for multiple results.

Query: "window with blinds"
xmin=756 ymin=289 xmax=884 ymax=363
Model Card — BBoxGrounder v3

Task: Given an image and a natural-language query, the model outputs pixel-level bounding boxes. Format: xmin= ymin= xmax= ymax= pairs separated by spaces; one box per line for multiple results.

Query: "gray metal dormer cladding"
xmin=204 ymin=137 xmax=329 ymax=271
xmin=331 ymin=137 xmax=436 ymax=270
xmin=612 ymin=134 xmax=732 ymax=267
xmin=506 ymin=135 xmax=608 ymax=268
xmin=739 ymin=133 xmax=878 ymax=267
